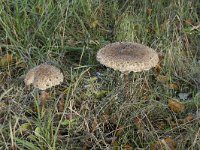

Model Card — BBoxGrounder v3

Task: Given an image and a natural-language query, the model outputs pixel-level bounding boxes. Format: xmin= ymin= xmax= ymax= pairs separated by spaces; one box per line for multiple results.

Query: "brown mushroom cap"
xmin=24 ymin=64 xmax=63 ymax=90
xmin=96 ymin=42 xmax=159 ymax=73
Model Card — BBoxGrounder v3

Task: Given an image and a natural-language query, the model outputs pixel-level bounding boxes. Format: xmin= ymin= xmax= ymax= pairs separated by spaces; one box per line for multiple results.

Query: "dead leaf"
xmin=160 ymin=137 xmax=177 ymax=150
xmin=150 ymin=137 xmax=177 ymax=150
xmin=0 ymin=54 xmax=13 ymax=66
xmin=167 ymin=83 xmax=179 ymax=90
xmin=123 ymin=145 xmax=133 ymax=150
xmin=184 ymin=114 xmax=193 ymax=122
xmin=142 ymin=95 xmax=149 ymax=101
xmin=156 ymin=75 xmax=169 ymax=83
xmin=168 ymin=99 xmax=185 ymax=113
xmin=154 ymin=64 xmax=161 ymax=76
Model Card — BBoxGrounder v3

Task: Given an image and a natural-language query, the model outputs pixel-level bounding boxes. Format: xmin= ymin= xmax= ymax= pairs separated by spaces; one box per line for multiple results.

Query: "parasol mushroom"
xmin=96 ymin=42 xmax=159 ymax=98
xmin=24 ymin=63 xmax=64 ymax=105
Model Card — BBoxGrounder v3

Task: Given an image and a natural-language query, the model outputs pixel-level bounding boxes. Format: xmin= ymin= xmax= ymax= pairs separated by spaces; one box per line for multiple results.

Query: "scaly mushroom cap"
xmin=24 ymin=66 xmax=39 ymax=86
xmin=97 ymin=42 xmax=159 ymax=73
xmin=24 ymin=64 xmax=63 ymax=90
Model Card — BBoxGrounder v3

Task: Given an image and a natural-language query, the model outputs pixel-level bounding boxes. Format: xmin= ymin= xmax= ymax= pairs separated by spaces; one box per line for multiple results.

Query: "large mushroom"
xmin=96 ymin=42 xmax=159 ymax=98
xmin=24 ymin=63 xmax=64 ymax=105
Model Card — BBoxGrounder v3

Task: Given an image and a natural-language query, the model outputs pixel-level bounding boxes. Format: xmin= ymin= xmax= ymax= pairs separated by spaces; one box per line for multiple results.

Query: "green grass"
xmin=0 ymin=0 xmax=200 ymax=149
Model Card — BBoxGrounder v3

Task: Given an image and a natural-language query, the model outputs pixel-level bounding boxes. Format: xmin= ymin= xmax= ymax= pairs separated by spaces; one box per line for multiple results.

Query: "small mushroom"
xmin=24 ymin=63 xmax=64 ymax=105
xmin=96 ymin=42 xmax=159 ymax=98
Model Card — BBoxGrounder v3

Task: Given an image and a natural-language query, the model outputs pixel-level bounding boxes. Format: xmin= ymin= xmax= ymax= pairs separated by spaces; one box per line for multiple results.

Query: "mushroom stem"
xmin=124 ymin=73 xmax=129 ymax=99
xmin=40 ymin=90 xmax=47 ymax=107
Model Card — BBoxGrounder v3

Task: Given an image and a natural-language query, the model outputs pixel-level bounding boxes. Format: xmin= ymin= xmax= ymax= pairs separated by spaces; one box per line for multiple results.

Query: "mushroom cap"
xmin=24 ymin=64 xmax=64 ymax=90
xmin=24 ymin=66 xmax=39 ymax=86
xmin=96 ymin=42 xmax=159 ymax=73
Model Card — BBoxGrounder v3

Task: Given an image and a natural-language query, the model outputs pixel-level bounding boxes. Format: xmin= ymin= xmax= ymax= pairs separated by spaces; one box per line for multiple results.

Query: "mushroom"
xmin=24 ymin=63 xmax=64 ymax=105
xmin=96 ymin=42 xmax=159 ymax=98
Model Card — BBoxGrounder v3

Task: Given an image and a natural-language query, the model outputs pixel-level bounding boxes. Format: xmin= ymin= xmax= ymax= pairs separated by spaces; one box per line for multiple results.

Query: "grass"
xmin=0 ymin=0 xmax=200 ymax=149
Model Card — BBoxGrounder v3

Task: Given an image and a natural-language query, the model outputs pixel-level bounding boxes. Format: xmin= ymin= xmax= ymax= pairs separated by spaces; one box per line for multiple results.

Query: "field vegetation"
xmin=0 ymin=0 xmax=200 ymax=149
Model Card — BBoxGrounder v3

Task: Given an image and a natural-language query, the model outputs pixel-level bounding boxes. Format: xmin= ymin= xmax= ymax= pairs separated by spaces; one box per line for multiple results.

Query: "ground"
xmin=0 ymin=0 xmax=200 ymax=149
